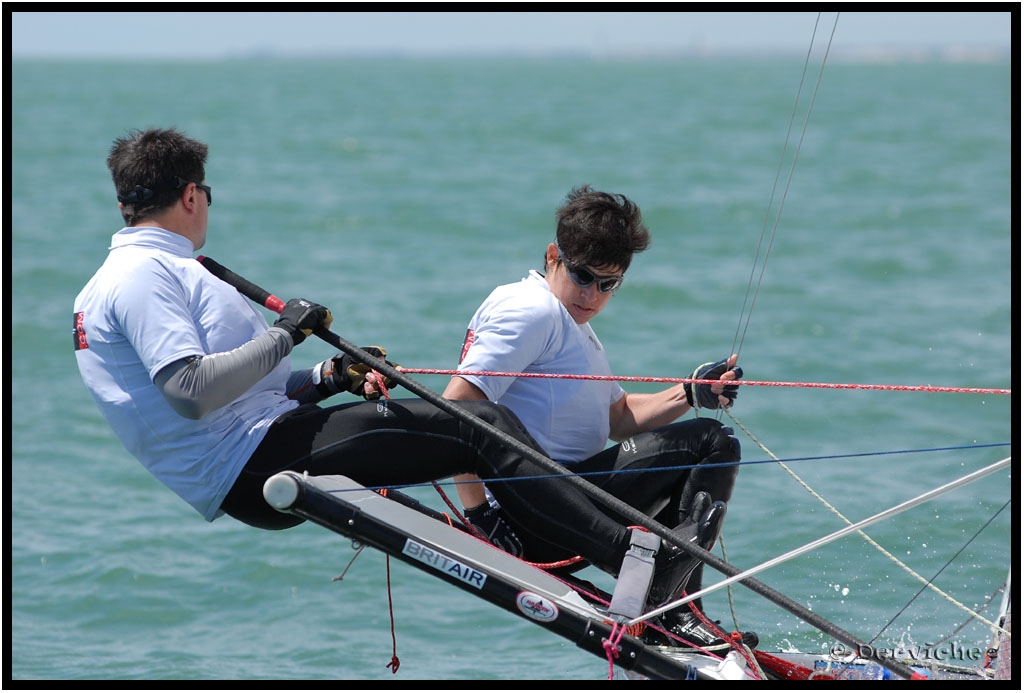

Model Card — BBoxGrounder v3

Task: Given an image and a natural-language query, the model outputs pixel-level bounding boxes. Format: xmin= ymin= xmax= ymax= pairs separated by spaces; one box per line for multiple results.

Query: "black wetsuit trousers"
xmin=221 ymin=398 xmax=640 ymax=575
xmin=509 ymin=416 xmax=741 ymax=605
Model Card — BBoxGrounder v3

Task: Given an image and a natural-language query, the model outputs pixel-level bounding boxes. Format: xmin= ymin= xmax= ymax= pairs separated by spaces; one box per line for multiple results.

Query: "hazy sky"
xmin=9 ymin=11 xmax=1013 ymax=59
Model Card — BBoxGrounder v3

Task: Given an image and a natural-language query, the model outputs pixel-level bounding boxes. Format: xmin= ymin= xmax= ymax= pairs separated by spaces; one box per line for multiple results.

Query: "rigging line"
xmin=870 ymin=498 xmax=1013 ymax=643
xmin=333 ymin=441 xmax=1011 ymax=496
xmin=718 ymin=535 xmax=747 ymax=638
xmin=731 ymin=12 xmax=840 ymax=360
xmin=928 ymin=580 xmax=1007 ymax=647
xmin=727 ymin=410 xmax=1012 ymax=634
xmin=991 ymin=567 xmax=1012 ymax=638
xmin=632 ymin=457 xmax=1011 ymax=626
xmin=399 ymin=368 xmax=1011 ymax=395
xmin=731 ymin=10 xmax=820 ymax=357
xmin=711 ymin=9 xmax=1006 ymax=632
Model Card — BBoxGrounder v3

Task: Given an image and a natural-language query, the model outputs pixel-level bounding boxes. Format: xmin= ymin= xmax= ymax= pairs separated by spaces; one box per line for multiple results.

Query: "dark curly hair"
xmin=549 ymin=184 xmax=650 ymax=272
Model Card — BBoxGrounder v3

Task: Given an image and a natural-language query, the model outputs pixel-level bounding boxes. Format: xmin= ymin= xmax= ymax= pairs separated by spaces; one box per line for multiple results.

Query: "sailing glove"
xmin=684 ymin=358 xmax=743 ymax=410
xmin=274 ymin=298 xmax=333 ymax=346
xmin=465 ymin=502 xmax=524 ymax=557
xmin=314 ymin=347 xmax=399 ymax=400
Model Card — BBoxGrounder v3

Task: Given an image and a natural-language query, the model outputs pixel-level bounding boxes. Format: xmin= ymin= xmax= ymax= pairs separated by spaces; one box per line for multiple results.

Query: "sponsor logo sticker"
xmin=459 ymin=328 xmax=475 ymax=363
xmin=516 ymin=591 xmax=559 ymax=622
xmin=402 ymin=539 xmax=487 ymax=590
xmin=73 ymin=312 xmax=89 ymax=350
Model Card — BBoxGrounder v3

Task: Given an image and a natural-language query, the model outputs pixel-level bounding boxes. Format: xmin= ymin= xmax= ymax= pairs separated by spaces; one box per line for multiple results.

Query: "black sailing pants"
xmin=220 ymin=398 xmax=638 ymax=575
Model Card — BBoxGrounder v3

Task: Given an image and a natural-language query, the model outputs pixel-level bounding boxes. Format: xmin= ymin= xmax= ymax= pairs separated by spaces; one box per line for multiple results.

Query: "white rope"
xmin=632 ymin=458 xmax=1011 ymax=627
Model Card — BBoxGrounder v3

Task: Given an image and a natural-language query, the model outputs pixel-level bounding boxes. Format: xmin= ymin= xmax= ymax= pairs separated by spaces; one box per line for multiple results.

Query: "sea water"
xmin=9 ymin=53 xmax=1012 ymax=681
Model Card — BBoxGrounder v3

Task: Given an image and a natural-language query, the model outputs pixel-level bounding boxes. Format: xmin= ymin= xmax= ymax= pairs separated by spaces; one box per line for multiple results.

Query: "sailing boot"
xmin=643 ymin=608 xmax=760 ymax=652
xmin=643 ymin=494 xmax=759 ymax=651
xmin=646 ymin=492 xmax=725 ymax=611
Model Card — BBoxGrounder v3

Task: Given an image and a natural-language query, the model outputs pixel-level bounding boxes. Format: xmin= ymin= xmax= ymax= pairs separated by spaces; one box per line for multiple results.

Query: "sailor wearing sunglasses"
xmin=444 ymin=184 xmax=754 ymax=653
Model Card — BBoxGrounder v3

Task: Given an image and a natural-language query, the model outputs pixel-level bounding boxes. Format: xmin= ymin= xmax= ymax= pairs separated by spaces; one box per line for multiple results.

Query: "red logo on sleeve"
xmin=73 ymin=312 xmax=89 ymax=350
xmin=459 ymin=329 xmax=475 ymax=364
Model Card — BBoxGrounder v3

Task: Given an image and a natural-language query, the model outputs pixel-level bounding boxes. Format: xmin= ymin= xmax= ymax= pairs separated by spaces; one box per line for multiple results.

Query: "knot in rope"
xmin=602 ymin=622 xmax=628 ymax=679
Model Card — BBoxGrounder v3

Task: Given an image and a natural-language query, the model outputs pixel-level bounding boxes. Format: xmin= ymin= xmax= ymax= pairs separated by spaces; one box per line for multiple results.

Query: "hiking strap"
xmin=608 ymin=528 xmax=661 ymax=621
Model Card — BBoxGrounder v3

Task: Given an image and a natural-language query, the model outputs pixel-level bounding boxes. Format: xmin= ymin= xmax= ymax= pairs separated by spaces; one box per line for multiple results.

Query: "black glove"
xmin=464 ymin=502 xmax=524 ymax=557
xmin=684 ymin=358 xmax=743 ymax=410
xmin=314 ymin=347 xmax=399 ymax=400
xmin=274 ymin=298 xmax=333 ymax=347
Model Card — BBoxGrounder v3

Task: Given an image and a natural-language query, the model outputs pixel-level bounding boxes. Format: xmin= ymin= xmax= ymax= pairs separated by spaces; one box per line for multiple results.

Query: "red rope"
xmin=399 ymin=367 xmax=1010 ymax=395
xmin=603 ymin=622 xmax=628 ymax=679
xmin=366 ymin=371 xmax=392 ymax=400
xmin=754 ymin=649 xmax=825 ymax=680
xmin=383 ymin=556 xmax=401 ymax=674
xmin=684 ymin=599 xmax=760 ymax=674
xmin=370 ymin=488 xmax=402 ymax=674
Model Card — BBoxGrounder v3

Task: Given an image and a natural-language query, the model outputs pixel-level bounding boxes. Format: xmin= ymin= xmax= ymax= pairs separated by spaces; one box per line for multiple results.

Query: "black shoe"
xmin=642 ymin=609 xmax=760 ymax=652
xmin=647 ymin=493 xmax=726 ymax=609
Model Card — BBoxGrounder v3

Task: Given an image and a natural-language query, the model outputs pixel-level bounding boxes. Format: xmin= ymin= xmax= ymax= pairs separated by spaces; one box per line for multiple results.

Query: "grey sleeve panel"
xmin=155 ymin=328 xmax=294 ymax=420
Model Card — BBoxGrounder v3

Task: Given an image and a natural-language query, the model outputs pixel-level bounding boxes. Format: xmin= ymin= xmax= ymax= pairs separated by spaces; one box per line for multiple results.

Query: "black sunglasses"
xmin=118 ymin=177 xmax=213 ymax=206
xmin=175 ymin=177 xmax=212 ymax=206
xmin=558 ymin=250 xmax=624 ymax=294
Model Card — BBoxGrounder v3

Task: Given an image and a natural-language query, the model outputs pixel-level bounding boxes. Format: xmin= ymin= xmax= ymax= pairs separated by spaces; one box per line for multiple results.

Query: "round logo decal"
xmin=516 ymin=591 xmax=559 ymax=622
